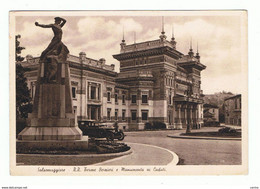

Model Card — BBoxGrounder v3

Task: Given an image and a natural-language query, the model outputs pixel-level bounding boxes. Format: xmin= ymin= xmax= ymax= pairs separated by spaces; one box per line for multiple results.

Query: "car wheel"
xmin=117 ymin=131 xmax=125 ymax=141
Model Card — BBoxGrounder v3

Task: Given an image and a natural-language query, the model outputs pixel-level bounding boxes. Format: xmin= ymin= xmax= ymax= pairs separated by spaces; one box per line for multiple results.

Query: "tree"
xmin=16 ymin=35 xmax=32 ymax=119
xmin=16 ymin=35 xmax=25 ymax=62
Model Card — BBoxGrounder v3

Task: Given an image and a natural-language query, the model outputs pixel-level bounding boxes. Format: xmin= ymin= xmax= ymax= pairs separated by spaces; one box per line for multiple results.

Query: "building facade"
xmin=21 ymin=30 xmax=206 ymax=130
xmin=224 ymin=94 xmax=241 ymax=126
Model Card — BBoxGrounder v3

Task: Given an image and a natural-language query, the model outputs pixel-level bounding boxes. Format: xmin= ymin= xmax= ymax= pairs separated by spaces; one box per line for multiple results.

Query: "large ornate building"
xmin=21 ymin=28 xmax=206 ymax=130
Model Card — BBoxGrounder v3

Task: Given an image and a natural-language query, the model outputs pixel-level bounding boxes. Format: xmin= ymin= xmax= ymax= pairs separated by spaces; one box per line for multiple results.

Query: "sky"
xmin=15 ymin=13 xmax=246 ymax=94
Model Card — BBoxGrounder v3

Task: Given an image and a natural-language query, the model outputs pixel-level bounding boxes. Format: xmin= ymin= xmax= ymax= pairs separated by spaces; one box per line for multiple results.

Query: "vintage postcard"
xmin=10 ymin=10 xmax=248 ymax=176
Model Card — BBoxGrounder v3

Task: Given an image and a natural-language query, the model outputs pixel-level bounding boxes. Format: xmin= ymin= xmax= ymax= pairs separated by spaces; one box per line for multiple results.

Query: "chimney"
xmin=26 ymin=54 xmax=33 ymax=60
xmin=26 ymin=55 xmax=34 ymax=63
xmin=99 ymin=58 xmax=106 ymax=65
xmin=111 ymin=64 xmax=115 ymax=71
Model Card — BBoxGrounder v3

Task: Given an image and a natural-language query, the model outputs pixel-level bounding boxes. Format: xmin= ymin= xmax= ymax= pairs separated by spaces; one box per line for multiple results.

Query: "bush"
xmin=96 ymin=142 xmax=130 ymax=154
xmin=16 ymin=118 xmax=27 ymax=137
xmin=218 ymin=127 xmax=237 ymax=134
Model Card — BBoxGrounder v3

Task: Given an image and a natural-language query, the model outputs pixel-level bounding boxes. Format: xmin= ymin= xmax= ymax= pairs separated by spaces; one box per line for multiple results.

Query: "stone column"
xmin=177 ymin=104 xmax=182 ymax=129
xmin=88 ymin=84 xmax=91 ymax=99
xmin=195 ymin=105 xmax=198 ymax=129
xmin=192 ymin=105 xmax=196 ymax=129
xmin=189 ymin=105 xmax=193 ymax=128
xmin=185 ymin=104 xmax=191 ymax=133
xmin=183 ymin=104 xmax=188 ymax=127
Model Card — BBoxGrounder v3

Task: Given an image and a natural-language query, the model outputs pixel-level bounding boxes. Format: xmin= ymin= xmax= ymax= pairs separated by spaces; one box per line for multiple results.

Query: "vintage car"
xmin=78 ymin=120 xmax=125 ymax=141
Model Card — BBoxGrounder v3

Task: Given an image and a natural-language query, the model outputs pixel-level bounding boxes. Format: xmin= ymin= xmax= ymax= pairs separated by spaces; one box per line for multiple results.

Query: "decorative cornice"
xmin=68 ymin=61 xmax=117 ymax=77
xmin=178 ymin=61 xmax=206 ymax=71
xmin=113 ymin=46 xmax=182 ymax=61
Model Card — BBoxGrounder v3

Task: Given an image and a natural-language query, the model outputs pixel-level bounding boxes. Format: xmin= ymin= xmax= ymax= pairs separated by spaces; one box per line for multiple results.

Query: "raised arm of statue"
xmin=35 ymin=22 xmax=53 ymax=28
xmin=37 ymin=17 xmax=69 ymax=71
xmin=58 ymin=17 xmax=67 ymax=28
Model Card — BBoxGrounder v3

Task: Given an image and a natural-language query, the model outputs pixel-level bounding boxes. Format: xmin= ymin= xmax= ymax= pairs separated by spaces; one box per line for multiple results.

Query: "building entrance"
xmin=88 ymin=105 xmax=101 ymax=121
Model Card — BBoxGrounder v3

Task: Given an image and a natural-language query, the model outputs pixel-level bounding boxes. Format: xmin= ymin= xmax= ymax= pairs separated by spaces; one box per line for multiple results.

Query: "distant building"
xmin=224 ymin=94 xmax=241 ymax=126
xmin=19 ymin=27 xmax=206 ymax=130
xmin=203 ymin=104 xmax=219 ymax=126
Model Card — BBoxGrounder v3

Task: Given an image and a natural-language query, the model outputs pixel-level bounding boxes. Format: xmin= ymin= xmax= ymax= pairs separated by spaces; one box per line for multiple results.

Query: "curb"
xmin=93 ymin=142 xmax=179 ymax=166
xmin=126 ymin=142 xmax=179 ymax=166
xmin=17 ymin=148 xmax=133 ymax=159
xmin=167 ymin=135 xmax=241 ymax=141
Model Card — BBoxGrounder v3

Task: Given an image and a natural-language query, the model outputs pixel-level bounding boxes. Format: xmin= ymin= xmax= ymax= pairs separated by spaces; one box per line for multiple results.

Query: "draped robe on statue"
xmin=40 ymin=24 xmax=69 ymax=83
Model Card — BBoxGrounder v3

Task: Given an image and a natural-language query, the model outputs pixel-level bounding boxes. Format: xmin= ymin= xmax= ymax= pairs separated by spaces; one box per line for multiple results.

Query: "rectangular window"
xmin=131 ymin=111 xmax=137 ymax=121
xmin=115 ymin=94 xmax=118 ymax=104
xmin=122 ymin=94 xmax=126 ymax=104
xmin=107 ymin=92 xmax=111 ymax=102
xmin=169 ymin=94 xmax=172 ymax=104
xmin=142 ymin=111 xmax=148 ymax=121
xmin=107 ymin=108 xmax=111 ymax=120
xmin=73 ymin=106 xmax=77 ymax=114
xmin=115 ymin=109 xmax=118 ymax=120
xmin=142 ymin=95 xmax=148 ymax=104
xmin=72 ymin=87 xmax=76 ymax=98
xmin=132 ymin=95 xmax=137 ymax=104
xmin=122 ymin=109 xmax=126 ymax=121
xmin=91 ymin=86 xmax=96 ymax=99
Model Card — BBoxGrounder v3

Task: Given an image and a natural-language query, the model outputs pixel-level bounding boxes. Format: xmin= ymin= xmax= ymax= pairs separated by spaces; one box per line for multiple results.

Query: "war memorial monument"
xmin=17 ymin=17 xmax=89 ymax=151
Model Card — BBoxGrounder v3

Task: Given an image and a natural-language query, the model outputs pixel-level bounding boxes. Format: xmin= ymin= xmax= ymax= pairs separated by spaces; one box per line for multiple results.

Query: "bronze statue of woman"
xmin=35 ymin=17 xmax=68 ymax=63
xmin=35 ymin=17 xmax=69 ymax=82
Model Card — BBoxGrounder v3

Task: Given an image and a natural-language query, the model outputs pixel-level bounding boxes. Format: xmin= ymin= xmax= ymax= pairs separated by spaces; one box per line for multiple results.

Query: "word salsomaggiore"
xmin=38 ymin=167 xmax=65 ymax=173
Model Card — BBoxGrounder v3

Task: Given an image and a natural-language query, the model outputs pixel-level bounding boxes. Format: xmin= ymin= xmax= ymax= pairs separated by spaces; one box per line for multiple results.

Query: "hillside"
xmin=203 ymin=91 xmax=235 ymax=107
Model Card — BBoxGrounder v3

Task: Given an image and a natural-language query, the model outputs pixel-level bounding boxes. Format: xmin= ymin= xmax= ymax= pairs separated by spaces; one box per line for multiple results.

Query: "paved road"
xmin=124 ymin=129 xmax=242 ymax=165
xmin=96 ymin=142 xmax=175 ymax=166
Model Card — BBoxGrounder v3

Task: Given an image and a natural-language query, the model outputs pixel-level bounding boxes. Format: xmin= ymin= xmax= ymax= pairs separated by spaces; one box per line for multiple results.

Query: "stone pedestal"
xmin=18 ymin=56 xmax=88 ymax=150
xmin=186 ymin=124 xmax=191 ymax=133
xmin=17 ymin=136 xmax=89 ymax=152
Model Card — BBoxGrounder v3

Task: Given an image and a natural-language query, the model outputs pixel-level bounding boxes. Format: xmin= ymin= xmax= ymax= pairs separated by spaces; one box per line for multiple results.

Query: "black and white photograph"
xmin=10 ymin=11 xmax=247 ymax=176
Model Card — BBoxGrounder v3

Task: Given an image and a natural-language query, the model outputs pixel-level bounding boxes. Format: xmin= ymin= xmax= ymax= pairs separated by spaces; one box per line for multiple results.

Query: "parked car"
xmin=78 ymin=120 xmax=125 ymax=141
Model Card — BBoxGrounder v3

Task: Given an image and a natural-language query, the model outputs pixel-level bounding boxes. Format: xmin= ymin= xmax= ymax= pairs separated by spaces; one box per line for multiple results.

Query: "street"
xmin=123 ymin=129 xmax=242 ymax=165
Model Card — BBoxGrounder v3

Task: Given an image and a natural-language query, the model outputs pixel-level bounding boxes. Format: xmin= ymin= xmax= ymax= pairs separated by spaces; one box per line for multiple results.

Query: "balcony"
xmin=174 ymin=96 xmax=203 ymax=103
xmin=137 ymin=70 xmax=153 ymax=77
xmin=87 ymin=98 xmax=101 ymax=105
xmin=175 ymin=76 xmax=192 ymax=84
